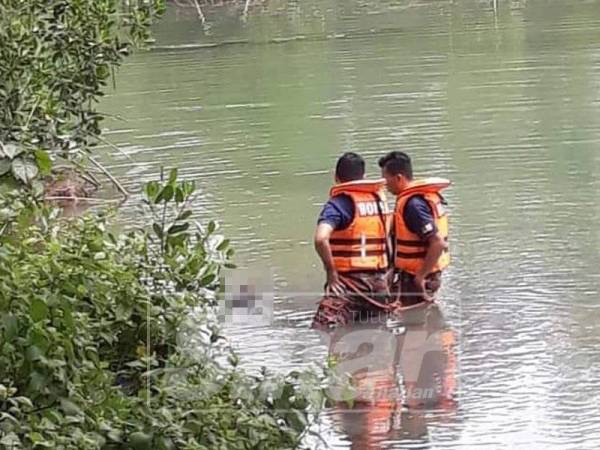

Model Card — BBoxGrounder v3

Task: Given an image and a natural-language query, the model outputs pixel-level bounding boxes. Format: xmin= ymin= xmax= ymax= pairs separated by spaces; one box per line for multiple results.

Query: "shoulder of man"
xmin=402 ymin=195 xmax=436 ymax=239
xmin=317 ymin=194 xmax=355 ymax=230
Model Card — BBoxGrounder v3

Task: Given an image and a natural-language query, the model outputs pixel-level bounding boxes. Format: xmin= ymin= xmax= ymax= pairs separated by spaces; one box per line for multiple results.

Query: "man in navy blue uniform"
xmin=379 ymin=151 xmax=450 ymax=306
xmin=312 ymin=152 xmax=391 ymax=328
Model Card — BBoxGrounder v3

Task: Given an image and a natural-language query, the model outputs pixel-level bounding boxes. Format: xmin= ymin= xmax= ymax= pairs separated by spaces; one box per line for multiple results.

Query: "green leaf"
xmin=183 ymin=180 xmax=196 ymax=195
xmin=0 ymin=158 xmax=11 ymax=176
xmin=175 ymin=186 xmax=184 ymax=203
xmin=0 ymin=432 xmax=21 ymax=447
xmin=288 ymin=409 xmax=308 ymax=432
xmin=34 ymin=149 xmax=52 ymax=175
xmin=30 ymin=297 xmax=48 ymax=322
xmin=145 ymin=181 xmax=159 ymax=201
xmin=168 ymin=168 xmax=178 ymax=184
xmin=166 ymin=234 xmax=186 ymax=248
xmin=25 ymin=345 xmax=43 ymax=362
xmin=0 ymin=142 xmax=23 ymax=159
xmin=60 ymin=398 xmax=83 ymax=417
xmin=62 ymin=306 xmax=74 ymax=330
xmin=167 ymin=223 xmax=189 ymax=235
xmin=155 ymin=184 xmax=173 ymax=203
xmin=216 ymin=239 xmax=230 ymax=251
xmin=199 ymin=273 xmax=216 ymax=286
xmin=2 ymin=314 xmax=18 ymax=340
xmin=152 ymin=223 xmax=163 ymax=239
xmin=0 ymin=412 xmax=19 ymax=425
xmin=177 ymin=210 xmax=192 ymax=221
xmin=107 ymin=430 xmax=123 ymax=443
xmin=14 ymin=396 xmax=34 ymax=409
xmin=156 ymin=437 xmax=175 ymax=450
xmin=29 ymin=371 xmax=49 ymax=392
xmin=207 ymin=220 xmax=217 ymax=234
xmin=12 ymin=158 xmax=39 ymax=184
xmin=129 ymin=431 xmax=153 ymax=450
xmin=29 ymin=432 xmax=52 ymax=447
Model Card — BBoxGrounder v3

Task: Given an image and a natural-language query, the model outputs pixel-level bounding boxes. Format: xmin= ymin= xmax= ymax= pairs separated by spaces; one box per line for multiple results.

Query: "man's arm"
xmin=404 ymin=196 xmax=446 ymax=300
xmin=314 ymin=223 xmax=345 ymax=296
xmin=414 ymin=232 xmax=447 ymax=300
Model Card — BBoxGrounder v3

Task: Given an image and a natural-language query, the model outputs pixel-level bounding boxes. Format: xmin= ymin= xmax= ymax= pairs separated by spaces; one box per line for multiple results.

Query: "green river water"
xmin=101 ymin=1 xmax=600 ymax=448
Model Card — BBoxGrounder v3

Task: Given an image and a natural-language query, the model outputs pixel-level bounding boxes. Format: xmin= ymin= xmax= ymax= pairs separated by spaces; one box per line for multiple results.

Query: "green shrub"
xmin=0 ymin=170 xmax=325 ymax=449
xmin=0 ymin=0 xmax=165 ymax=186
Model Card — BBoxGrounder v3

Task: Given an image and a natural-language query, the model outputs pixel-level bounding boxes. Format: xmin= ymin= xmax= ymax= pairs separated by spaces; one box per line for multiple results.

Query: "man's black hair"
xmin=378 ymin=151 xmax=413 ymax=179
xmin=335 ymin=152 xmax=365 ymax=182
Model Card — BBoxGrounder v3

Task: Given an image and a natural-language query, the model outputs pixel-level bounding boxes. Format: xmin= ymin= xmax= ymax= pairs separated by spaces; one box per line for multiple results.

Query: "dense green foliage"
xmin=0 ymin=170 xmax=325 ymax=449
xmin=0 ymin=2 xmax=327 ymax=448
xmin=0 ymin=0 xmax=165 ymax=186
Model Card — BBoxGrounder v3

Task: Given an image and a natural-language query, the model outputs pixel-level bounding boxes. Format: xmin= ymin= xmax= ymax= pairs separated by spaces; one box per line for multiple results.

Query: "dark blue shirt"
xmin=403 ymin=195 xmax=437 ymax=240
xmin=317 ymin=194 xmax=354 ymax=230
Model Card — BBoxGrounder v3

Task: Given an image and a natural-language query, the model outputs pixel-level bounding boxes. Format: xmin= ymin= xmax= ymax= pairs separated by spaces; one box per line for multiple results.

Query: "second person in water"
xmin=379 ymin=151 xmax=450 ymax=305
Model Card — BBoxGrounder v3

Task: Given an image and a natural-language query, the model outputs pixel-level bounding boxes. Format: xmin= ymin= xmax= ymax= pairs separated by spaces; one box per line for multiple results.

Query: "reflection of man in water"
xmin=324 ymin=304 xmax=457 ymax=449
xmin=400 ymin=304 xmax=457 ymax=410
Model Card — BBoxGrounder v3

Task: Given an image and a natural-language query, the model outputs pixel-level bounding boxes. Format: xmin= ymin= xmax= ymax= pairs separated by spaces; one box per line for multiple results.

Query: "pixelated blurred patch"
xmin=217 ymin=274 xmax=273 ymax=325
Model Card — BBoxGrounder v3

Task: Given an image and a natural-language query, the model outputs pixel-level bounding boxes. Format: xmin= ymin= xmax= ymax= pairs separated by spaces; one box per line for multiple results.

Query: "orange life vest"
xmin=394 ymin=177 xmax=450 ymax=275
xmin=329 ymin=179 xmax=391 ymax=272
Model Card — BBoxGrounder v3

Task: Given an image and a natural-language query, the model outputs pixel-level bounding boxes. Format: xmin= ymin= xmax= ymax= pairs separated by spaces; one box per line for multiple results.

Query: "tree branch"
xmin=87 ymin=156 xmax=129 ymax=200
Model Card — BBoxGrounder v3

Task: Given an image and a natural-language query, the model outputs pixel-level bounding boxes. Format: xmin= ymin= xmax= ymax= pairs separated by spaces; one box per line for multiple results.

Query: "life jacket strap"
xmin=331 ymin=237 xmax=387 ymax=245
xmin=332 ymin=249 xmax=386 ymax=258
xmin=396 ymin=248 xmax=449 ymax=259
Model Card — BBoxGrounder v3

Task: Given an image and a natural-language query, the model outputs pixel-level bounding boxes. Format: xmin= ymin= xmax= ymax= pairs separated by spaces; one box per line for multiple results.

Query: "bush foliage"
xmin=0 ymin=171 xmax=325 ymax=449
xmin=0 ymin=0 xmax=165 ymax=186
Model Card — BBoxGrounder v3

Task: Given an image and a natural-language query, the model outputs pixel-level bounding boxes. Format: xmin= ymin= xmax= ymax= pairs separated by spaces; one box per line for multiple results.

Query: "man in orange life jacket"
xmin=378 ymin=151 xmax=450 ymax=306
xmin=312 ymin=152 xmax=392 ymax=328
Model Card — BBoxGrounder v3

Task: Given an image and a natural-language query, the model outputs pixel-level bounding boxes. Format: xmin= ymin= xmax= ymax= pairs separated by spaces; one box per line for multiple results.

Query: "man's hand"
xmin=414 ymin=273 xmax=433 ymax=302
xmin=315 ymin=222 xmax=344 ymax=296
xmin=413 ymin=232 xmax=446 ymax=302
xmin=326 ymin=270 xmax=345 ymax=297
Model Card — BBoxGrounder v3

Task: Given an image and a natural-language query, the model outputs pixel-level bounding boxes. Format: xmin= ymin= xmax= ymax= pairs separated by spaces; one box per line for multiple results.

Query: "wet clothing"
xmin=312 ymin=271 xmax=392 ymax=329
xmin=391 ymin=271 xmax=442 ymax=307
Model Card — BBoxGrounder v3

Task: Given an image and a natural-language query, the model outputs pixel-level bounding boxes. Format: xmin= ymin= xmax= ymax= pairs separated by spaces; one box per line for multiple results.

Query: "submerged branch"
xmin=189 ymin=0 xmax=207 ymax=24
xmin=87 ymin=156 xmax=130 ymax=200
xmin=43 ymin=196 xmax=123 ymax=205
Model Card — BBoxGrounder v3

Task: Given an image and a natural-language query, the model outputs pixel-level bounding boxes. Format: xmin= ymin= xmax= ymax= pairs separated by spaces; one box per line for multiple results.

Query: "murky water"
xmin=101 ymin=1 xmax=600 ymax=448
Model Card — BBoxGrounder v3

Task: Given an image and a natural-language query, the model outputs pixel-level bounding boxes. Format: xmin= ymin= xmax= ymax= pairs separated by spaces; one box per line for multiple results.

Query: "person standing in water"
xmin=378 ymin=151 xmax=450 ymax=306
xmin=312 ymin=152 xmax=392 ymax=328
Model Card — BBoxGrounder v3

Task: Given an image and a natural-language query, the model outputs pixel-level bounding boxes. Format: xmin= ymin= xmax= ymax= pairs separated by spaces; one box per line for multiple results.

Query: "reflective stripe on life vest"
xmin=394 ymin=178 xmax=450 ymax=275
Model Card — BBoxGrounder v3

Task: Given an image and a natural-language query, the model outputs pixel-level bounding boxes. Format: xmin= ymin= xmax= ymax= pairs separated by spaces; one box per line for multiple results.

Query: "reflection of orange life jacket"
xmin=394 ymin=178 xmax=450 ymax=275
xmin=329 ymin=180 xmax=391 ymax=272
xmin=440 ymin=329 xmax=457 ymax=409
